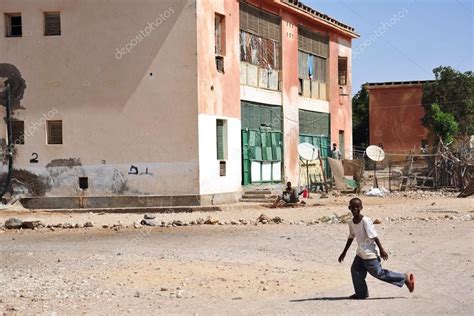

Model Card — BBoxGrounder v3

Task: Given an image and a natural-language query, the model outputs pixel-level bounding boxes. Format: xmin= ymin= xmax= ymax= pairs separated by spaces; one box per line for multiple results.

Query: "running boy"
xmin=338 ymin=197 xmax=415 ymax=299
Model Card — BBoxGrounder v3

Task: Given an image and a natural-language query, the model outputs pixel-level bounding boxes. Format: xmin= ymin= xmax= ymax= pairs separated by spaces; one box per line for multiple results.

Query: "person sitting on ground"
xmin=271 ymin=182 xmax=305 ymax=207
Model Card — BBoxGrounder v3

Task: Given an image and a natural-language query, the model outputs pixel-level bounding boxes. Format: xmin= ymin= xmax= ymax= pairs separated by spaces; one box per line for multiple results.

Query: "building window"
xmin=5 ymin=13 xmax=22 ymax=37
xmin=298 ymin=27 xmax=328 ymax=99
xmin=216 ymin=119 xmax=227 ymax=160
xmin=339 ymin=130 xmax=345 ymax=159
xmin=215 ymin=13 xmax=225 ymax=55
xmin=215 ymin=13 xmax=225 ymax=73
xmin=79 ymin=177 xmax=89 ymax=190
xmin=44 ymin=12 xmax=61 ymax=36
xmin=338 ymin=57 xmax=348 ymax=85
xmin=47 ymin=120 xmax=63 ymax=144
xmin=11 ymin=120 xmax=24 ymax=145
xmin=239 ymin=3 xmax=281 ymax=90
xmin=219 ymin=161 xmax=226 ymax=177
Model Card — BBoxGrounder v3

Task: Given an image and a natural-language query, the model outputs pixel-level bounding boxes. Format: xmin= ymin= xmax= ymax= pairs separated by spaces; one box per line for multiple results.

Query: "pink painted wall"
xmin=329 ymin=33 xmax=353 ymax=158
xmin=280 ymin=11 xmax=300 ymax=184
xmin=196 ymin=0 xmax=240 ymax=119
xmin=369 ymin=85 xmax=429 ymax=153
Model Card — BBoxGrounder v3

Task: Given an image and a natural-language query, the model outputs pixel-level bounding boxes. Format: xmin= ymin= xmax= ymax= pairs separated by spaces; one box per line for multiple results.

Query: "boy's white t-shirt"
xmin=348 ymin=216 xmax=379 ymax=259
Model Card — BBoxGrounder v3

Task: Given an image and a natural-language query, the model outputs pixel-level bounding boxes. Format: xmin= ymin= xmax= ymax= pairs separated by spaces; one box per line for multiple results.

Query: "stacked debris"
xmin=386 ymin=138 xmax=473 ymax=196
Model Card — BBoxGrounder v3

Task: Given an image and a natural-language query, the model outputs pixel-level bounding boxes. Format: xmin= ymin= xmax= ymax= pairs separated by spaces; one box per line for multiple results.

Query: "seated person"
xmin=272 ymin=182 xmax=305 ymax=207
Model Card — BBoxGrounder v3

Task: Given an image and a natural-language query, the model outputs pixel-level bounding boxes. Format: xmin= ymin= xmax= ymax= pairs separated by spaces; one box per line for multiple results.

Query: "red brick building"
xmin=366 ymin=81 xmax=433 ymax=154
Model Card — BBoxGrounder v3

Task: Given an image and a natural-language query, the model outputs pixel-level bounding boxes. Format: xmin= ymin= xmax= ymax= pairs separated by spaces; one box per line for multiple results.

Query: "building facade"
xmin=0 ymin=0 xmax=357 ymax=207
xmin=366 ymin=81 xmax=432 ymax=155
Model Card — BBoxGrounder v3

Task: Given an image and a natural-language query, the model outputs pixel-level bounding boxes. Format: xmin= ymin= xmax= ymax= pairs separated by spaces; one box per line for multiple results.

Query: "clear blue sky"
xmin=305 ymin=0 xmax=473 ymax=93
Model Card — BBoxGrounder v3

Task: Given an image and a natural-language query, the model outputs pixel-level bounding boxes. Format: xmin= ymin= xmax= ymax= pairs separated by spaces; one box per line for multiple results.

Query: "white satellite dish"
xmin=366 ymin=145 xmax=385 ymax=189
xmin=298 ymin=143 xmax=319 ymax=161
xmin=366 ymin=145 xmax=385 ymax=162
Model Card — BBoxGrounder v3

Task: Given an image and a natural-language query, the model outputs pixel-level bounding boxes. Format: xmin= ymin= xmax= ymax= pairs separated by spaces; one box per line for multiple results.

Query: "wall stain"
xmin=111 ymin=169 xmax=129 ymax=194
xmin=0 ymin=169 xmax=47 ymax=196
xmin=0 ymin=63 xmax=27 ymax=110
xmin=46 ymin=158 xmax=82 ymax=168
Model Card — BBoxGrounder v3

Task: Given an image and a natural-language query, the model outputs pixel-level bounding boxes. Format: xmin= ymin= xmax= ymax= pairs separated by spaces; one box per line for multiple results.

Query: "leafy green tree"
xmin=352 ymin=85 xmax=369 ymax=148
xmin=422 ymin=66 xmax=473 ymax=139
xmin=424 ymin=103 xmax=458 ymax=144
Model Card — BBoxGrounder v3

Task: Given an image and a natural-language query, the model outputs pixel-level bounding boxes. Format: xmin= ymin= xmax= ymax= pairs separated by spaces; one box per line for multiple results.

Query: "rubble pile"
xmin=389 ymin=190 xmax=458 ymax=199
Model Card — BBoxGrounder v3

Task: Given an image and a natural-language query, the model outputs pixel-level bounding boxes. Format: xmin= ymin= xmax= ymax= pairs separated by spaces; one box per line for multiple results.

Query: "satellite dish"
xmin=298 ymin=143 xmax=319 ymax=161
xmin=366 ymin=145 xmax=385 ymax=162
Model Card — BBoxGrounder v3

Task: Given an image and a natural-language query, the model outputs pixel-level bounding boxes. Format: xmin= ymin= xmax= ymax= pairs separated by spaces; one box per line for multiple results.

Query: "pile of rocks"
xmin=389 ymin=190 xmax=458 ymax=199
xmin=3 ymin=218 xmax=45 ymax=230
xmin=319 ymin=213 xmax=352 ymax=224
xmin=383 ymin=214 xmax=473 ymax=223
xmin=1 ymin=218 xmax=96 ymax=231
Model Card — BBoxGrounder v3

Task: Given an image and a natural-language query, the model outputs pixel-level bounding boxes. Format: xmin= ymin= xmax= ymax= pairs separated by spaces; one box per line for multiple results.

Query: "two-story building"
xmin=0 ymin=0 xmax=357 ymax=208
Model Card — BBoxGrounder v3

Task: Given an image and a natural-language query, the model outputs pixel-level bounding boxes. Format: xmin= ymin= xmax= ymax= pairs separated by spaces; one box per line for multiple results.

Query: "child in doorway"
xmin=338 ymin=197 xmax=415 ymax=299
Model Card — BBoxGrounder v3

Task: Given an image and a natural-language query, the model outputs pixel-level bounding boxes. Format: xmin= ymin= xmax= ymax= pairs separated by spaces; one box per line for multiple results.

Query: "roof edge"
xmin=280 ymin=0 xmax=359 ymax=38
xmin=365 ymin=80 xmax=435 ymax=88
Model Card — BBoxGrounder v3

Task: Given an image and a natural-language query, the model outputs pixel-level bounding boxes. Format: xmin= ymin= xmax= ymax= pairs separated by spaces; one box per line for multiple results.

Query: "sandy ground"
xmin=0 ymin=195 xmax=473 ymax=315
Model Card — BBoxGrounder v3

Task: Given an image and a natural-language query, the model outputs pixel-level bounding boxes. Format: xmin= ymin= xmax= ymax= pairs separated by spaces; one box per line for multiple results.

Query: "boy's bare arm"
xmin=338 ymin=238 xmax=353 ymax=262
xmin=374 ymin=237 xmax=389 ymax=260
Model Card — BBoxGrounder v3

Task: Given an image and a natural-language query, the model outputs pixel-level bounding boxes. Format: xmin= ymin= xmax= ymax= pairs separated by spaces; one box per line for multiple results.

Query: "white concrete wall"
xmin=240 ymin=85 xmax=282 ymax=106
xmin=198 ymin=114 xmax=241 ymax=195
xmin=297 ymin=97 xmax=330 ymax=113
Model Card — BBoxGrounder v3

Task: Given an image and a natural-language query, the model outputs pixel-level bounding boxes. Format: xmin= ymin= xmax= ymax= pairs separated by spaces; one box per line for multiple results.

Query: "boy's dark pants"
xmin=351 ymin=255 xmax=406 ymax=298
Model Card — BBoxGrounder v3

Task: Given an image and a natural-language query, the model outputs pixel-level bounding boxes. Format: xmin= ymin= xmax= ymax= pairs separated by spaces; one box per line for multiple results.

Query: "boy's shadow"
xmin=291 ymin=296 xmax=406 ymax=302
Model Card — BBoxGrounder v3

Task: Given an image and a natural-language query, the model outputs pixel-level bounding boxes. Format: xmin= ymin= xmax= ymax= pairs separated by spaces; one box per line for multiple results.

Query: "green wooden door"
xmin=242 ymin=129 xmax=282 ymax=185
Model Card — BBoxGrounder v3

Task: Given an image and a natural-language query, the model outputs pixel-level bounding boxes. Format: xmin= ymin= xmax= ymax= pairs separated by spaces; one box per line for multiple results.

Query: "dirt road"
xmin=1 ymin=196 xmax=473 ymax=315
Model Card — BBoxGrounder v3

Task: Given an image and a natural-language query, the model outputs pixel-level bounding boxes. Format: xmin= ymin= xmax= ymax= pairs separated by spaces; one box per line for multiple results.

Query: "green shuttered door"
xmin=241 ymin=101 xmax=283 ymax=185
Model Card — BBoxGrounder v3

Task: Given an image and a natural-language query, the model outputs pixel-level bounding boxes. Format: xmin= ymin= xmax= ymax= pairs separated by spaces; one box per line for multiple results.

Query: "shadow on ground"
xmin=290 ymin=296 xmax=407 ymax=302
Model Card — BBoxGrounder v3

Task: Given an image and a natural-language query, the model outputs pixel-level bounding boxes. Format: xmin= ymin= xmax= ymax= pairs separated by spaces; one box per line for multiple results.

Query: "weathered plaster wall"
xmin=280 ymin=11 xmax=300 ymax=185
xmin=0 ymin=0 xmax=199 ymax=197
xmin=369 ymin=85 xmax=429 ymax=153
xmin=196 ymin=0 xmax=241 ymax=196
xmin=328 ymin=34 xmax=353 ymax=158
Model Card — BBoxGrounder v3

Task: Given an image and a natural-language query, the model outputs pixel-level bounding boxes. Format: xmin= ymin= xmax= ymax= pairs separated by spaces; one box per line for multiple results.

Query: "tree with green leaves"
xmin=422 ymin=66 xmax=473 ymax=142
xmin=352 ymin=85 xmax=369 ymax=148
xmin=424 ymin=103 xmax=458 ymax=144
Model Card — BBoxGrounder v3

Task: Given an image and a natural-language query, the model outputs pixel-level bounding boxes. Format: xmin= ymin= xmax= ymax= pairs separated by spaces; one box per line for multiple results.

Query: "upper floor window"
xmin=11 ymin=120 xmax=25 ymax=145
xmin=239 ymin=3 xmax=280 ymax=70
xmin=298 ymin=26 xmax=329 ymax=99
xmin=44 ymin=12 xmax=61 ymax=36
xmin=239 ymin=3 xmax=281 ymax=90
xmin=47 ymin=120 xmax=63 ymax=144
xmin=338 ymin=57 xmax=348 ymax=85
xmin=215 ymin=13 xmax=225 ymax=73
xmin=5 ymin=13 xmax=22 ymax=37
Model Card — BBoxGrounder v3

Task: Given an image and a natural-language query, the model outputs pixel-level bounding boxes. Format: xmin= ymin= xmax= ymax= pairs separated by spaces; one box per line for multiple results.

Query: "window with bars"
xmin=47 ymin=120 xmax=63 ymax=144
xmin=240 ymin=3 xmax=280 ymax=42
xmin=338 ymin=57 xmax=347 ymax=86
xmin=241 ymin=101 xmax=282 ymax=131
xmin=216 ymin=119 xmax=227 ymax=160
xmin=5 ymin=13 xmax=22 ymax=37
xmin=239 ymin=3 xmax=281 ymax=70
xmin=298 ymin=26 xmax=329 ymax=58
xmin=11 ymin=120 xmax=24 ymax=145
xmin=298 ymin=110 xmax=330 ymax=136
xmin=44 ymin=12 xmax=61 ymax=36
